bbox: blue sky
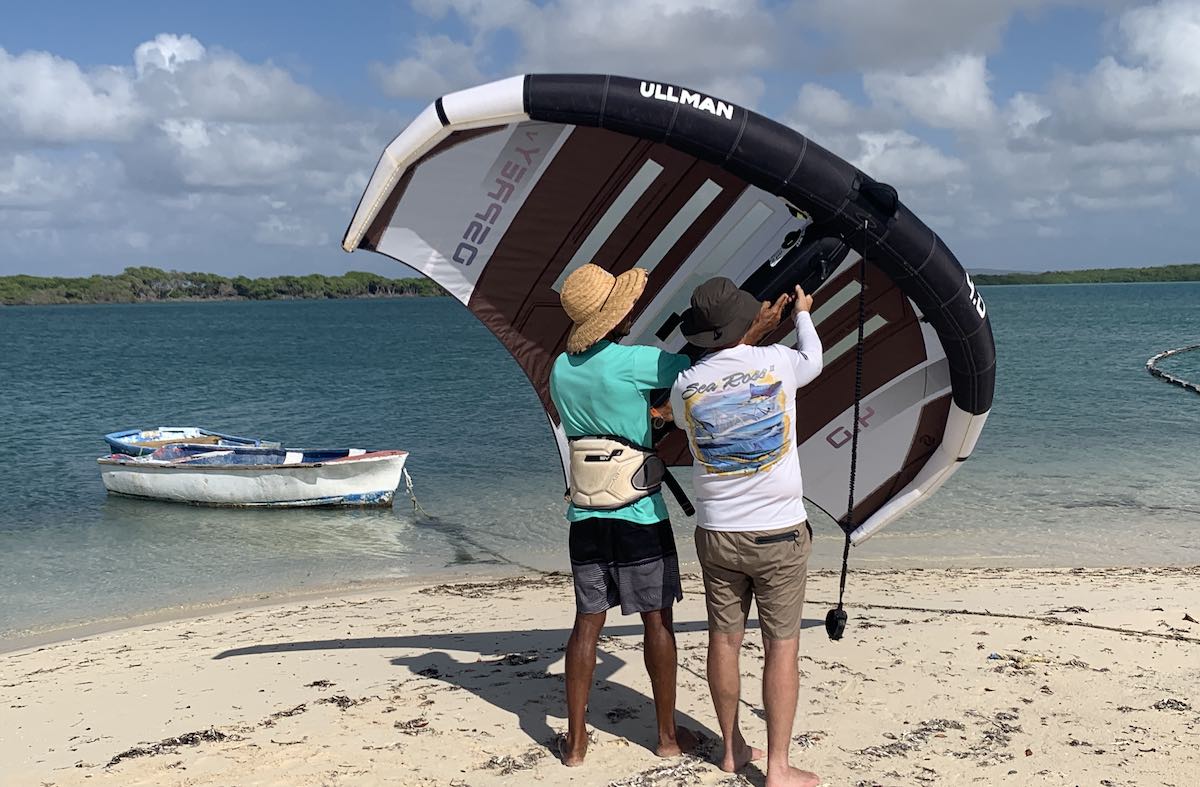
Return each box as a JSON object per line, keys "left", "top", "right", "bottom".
{"left": 2, "top": 0, "right": 1198, "bottom": 277}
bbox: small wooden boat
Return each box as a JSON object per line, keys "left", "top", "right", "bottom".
{"left": 104, "top": 427, "right": 279, "bottom": 457}
{"left": 98, "top": 445, "right": 408, "bottom": 507}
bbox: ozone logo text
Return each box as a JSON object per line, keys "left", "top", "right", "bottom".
{"left": 965, "top": 272, "right": 987, "bottom": 320}
{"left": 453, "top": 127, "right": 547, "bottom": 267}
{"left": 824, "top": 406, "right": 876, "bottom": 448}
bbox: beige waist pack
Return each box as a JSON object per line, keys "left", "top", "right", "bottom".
{"left": 567, "top": 435, "right": 666, "bottom": 510}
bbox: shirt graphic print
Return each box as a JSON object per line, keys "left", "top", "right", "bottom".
{"left": 683, "top": 371, "right": 791, "bottom": 476}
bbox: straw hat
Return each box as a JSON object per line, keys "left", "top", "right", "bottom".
{"left": 560, "top": 264, "right": 648, "bottom": 354}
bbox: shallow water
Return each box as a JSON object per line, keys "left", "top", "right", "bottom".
{"left": 0, "top": 283, "right": 1197, "bottom": 637}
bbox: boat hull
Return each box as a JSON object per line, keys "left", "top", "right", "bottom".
{"left": 98, "top": 451, "right": 407, "bottom": 508}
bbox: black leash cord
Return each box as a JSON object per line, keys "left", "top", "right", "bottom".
{"left": 827, "top": 219, "right": 869, "bottom": 641}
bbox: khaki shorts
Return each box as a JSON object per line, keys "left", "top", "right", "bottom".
{"left": 694, "top": 523, "right": 812, "bottom": 641}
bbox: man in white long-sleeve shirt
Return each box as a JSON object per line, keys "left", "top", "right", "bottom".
{"left": 669, "top": 277, "right": 823, "bottom": 787}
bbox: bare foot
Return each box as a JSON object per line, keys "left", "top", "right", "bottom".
{"left": 719, "top": 735, "right": 765, "bottom": 773}
{"left": 765, "top": 765, "right": 821, "bottom": 787}
{"left": 655, "top": 725, "right": 700, "bottom": 758}
{"left": 559, "top": 732, "right": 588, "bottom": 767}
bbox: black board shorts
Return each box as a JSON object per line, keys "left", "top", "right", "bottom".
{"left": 568, "top": 518, "right": 683, "bottom": 615}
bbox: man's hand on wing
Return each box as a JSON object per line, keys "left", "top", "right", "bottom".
{"left": 794, "top": 286, "right": 814, "bottom": 313}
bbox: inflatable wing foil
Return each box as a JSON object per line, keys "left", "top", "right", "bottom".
{"left": 343, "top": 74, "right": 996, "bottom": 545}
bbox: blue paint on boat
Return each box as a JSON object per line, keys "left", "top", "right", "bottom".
{"left": 104, "top": 488, "right": 397, "bottom": 508}
{"left": 104, "top": 427, "right": 279, "bottom": 456}
{"left": 143, "top": 445, "right": 370, "bottom": 466}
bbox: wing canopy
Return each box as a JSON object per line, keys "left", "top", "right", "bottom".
{"left": 344, "top": 74, "right": 996, "bottom": 544}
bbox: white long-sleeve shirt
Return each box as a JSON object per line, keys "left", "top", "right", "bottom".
{"left": 669, "top": 311, "right": 823, "bottom": 531}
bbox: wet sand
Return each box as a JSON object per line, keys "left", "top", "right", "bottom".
{"left": 3, "top": 566, "right": 1198, "bottom": 786}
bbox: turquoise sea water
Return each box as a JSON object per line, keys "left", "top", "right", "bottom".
{"left": 1, "top": 283, "right": 1197, "bottom": 638}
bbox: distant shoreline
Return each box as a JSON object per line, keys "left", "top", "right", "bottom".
{"left": 4, "top": 264, "right": 1198, "bottom": 306}
{"left": 0, "top": 292, "right": 450, "bottom": 308}
{"left": 972, "top": 263, "right": 1200, "bottom": 285}
{"left": 0, "top": 266, "right": 447, "bottom": 306}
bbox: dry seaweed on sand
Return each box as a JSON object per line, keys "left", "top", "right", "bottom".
{"left": 606, "top": 755, "right": 712, "bottom": 786}
{"left": 986, "top": 651, "right": 1050, "bottom": 673}
{"left": 855, "top": 718, "right": 965, "bottom": 758}
{"left": 1151, "top": 698, "right": 1190, "bottom": 711}
{"left": 395, "top": 717, "right": 430, "bottom": 734}
{"left": 487, "top": 651, "right": 539, "bottom": 666}
{"left": 260, "top": 703, "right": 307, "bottom": 728}
{"left": 606, "top": 705, "right": 639, "bottom": 722}
{"left": 419, "top": 573, "right": 570, "bottom": 598}
{"left": 318, "top": 694, "right": 366, "bottom": 709}
{"left": 793, "top": 730, "right": 826, "bottom": 748}
{"left": 951, "top": 708, "right": 1023, "bottom": 766}
{"left": 106, "top": 728, "right": 232, "bottom": 767}
{"left": 483, "top": 746, "right": 547, "bottom": 774}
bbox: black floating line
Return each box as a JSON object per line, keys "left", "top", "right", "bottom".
{"left": 1145, "top": 344, "right": 1200, "bottom": 396}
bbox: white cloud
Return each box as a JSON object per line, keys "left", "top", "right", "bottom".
{"left": 0, "top": 33, "right": 323, "bottom": 149}
{"left": 134, "top": 33, "right": 206, "bottom": 77}
{"left": 518, "top": 0, "right": 778, "bottom": 76}
{"left": 401, "top": 0, "right": 778, "bottom": 100}
{"left": 0, "top": 153, "right": 75, "bottom": 207}
{"left": 1070, "top": 191, "right": 1174, "bottom": 211}
{"left": 694, "top": 75, "right": 766, "bottom": 109}
{"left": 148, "top": 119, "right": 305, "bottom": 189}
{"left": 864, "top": 54, "right": 997, "bottom": 131}
{"left": 254, "top": 213, "right": 331, "bottom": 247}
{"left": 0, "top": 151, "right": 121, "bottom": 213}
{"left": 0, "top": 48, "right": 143, "bottom": 142}
{"left": 799, "top": 0, "right": 1128, "bottom": 70}
{"left": 137, "top": 48, "right": 325, "bottom": 122}
{"left": 854, "top": 130, "right": 968, "bottom": 187}
{"left": 370, "top": 35, "right": 485, "bottom": 99}
{"left": 794, "top": 83, "right": 858, "bottom": 130}
{"left": 1043, "top": 0, "right": 1200, "bottom": 140}
{"left": 801, "top": 0, "right": 1026, "bottom": 69}
{"left": 412, "top": 0, "right": 531, "bottom": 31}
{"left": 1005, "top": 92, "right": 1051, "bottom": 138}
{"left": 1013, "top": 195, "right": 1065, "bottom": 220}
{"left": 0, "top": 32, "right": 397, "bottom": 275}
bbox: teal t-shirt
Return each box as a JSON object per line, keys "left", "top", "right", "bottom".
{"left": 549, "top": 341, "right": 691, "bottom": 524}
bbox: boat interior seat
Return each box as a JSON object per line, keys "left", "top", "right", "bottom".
{"left": 143, "top": 435, "right": 220, "bottom": 448}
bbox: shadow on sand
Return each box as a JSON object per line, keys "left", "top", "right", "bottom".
{"left": 215, "top": 617, "right": 822, "bottom": 761}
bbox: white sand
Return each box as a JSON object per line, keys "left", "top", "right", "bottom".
{"left": 3, "top": 566, "right": 1198, "bottom": 786}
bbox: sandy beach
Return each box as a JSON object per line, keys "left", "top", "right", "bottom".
{"left": 3, "top": 565, "right": 1198, "bottom": 786}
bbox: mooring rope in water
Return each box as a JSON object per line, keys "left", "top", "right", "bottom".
{"left": 1146, "top": 344, "right": 1200, "bottom": 395}
{"left": 402, "top": 467, "right": 434, "bottom": 519}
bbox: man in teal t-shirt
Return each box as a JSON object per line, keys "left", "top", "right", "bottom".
{"left": 549, "top": 263, "right": 695, "bottom": 767}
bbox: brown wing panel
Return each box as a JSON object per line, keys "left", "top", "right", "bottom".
{"left": 467, "top": 126, "right": 747, "bottom": 419}
{"left": 839, "top": 394, "right": 952, "bottom": 527}
{"left": 791, "top": 263, "right": 928, "bottom": 445}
